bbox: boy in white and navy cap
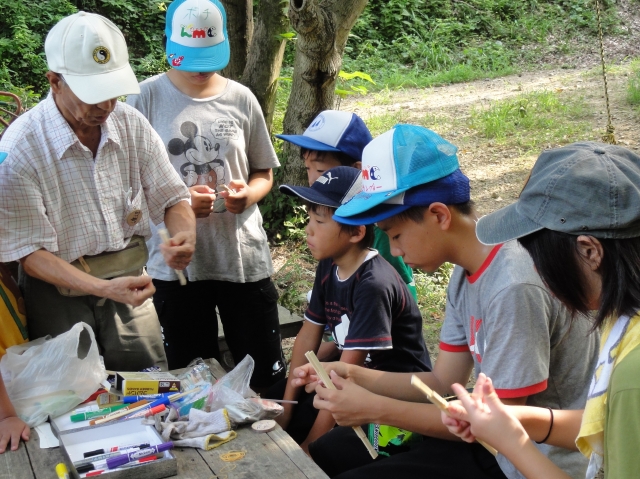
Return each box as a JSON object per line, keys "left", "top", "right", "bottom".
{"left": 291, "top": 125, "right": 597, "bottom": 479}
{"left": 278, "top": 111, "right": 419, "bottom": 302}
{"left": 267, "top": 166, "right": 432, "bottom": 455}
{"left": 126, "top": 0, "right": 285, "bottom": 391}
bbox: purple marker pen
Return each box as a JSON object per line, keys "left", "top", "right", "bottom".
{"left": 106, "top": 442, "right": 173, "bottom": 469}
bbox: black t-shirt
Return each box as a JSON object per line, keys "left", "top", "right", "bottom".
{"left": 305, "top": 251, "right": 432, "bottom": 373}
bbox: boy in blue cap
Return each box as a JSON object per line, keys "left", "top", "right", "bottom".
{"left": 127, "top": 0, "right": 285, "bottom": 390}
{"left": 271, "top": 166, "right": 431, "bottom": 454}
{"left": 291, "top": 125, "right": 597, "bottom": 479}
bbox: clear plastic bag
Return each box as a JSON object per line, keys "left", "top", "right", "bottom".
{"left": 0, "top": 322, "right": 108, "bottom": 427}
{"left": 206, "top": 355, "right": 282, "bottom": 426}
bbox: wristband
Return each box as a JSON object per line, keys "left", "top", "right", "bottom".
{"left": 535, "top": 407, "right": 554, "bottom": 444}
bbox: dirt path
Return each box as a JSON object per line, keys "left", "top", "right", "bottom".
{"left": 340, "top": 65, "right": 639, "bottom": 216}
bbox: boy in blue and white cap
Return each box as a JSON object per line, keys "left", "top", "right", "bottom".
{"left": 277, "top": 111, "right": 418, "bottom": 303}
{"left": 270, "top": 166, "right": 431, "bottom": 454}
{"left": 291, "top": 125, "right": 597, "bottom": 479}
{"left": 127, "top": 0, "right": 285, "bottom": 391}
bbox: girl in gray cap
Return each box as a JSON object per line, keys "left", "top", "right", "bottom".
{"left": 443, "top": 142, "right": 640, "bottom": 479}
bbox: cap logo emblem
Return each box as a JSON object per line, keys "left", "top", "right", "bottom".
{"left": 308, "top": 115, "right": 325, "bottom": 132}
{"left": 92, "top": 46, "right": 110, "bottom": 64}
{"left": 317, "top": 172, "right": 338, "bottom": 184}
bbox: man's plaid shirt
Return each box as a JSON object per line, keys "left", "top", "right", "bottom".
{"left": 0, "top": 94, "right": 190, "bottom": 263}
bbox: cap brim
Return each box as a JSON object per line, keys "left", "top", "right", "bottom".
{"left": 275, "top": 134, "right": 341, "bottom": 152}
{"left": 63, "top": 64, "right": 140, "bottom": 104}
{"left": 334, "top": 204, "right": 411, "bottom": 225}
{"left": 476, "top": 201, "right": 545, "bottom": 245}
{"left": 334, "top": 187, "right": 411, "bottom": 217}
{"left": 279, "top": 184, "right": 341, "bottom": 209}
{"left": 165, "top": 39, "right": 230, "bottom": 72}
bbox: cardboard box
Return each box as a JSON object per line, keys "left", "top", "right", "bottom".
{"left": 57, "top": 417, "right": 177, "bottom": 479}
{"left": 116, "top": 372, "right": 180, "bottom": 396}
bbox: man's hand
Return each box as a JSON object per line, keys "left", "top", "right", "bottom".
{"left": 291, "top": 361, "right": 352, "bottom": 393}
{"left": 313, "top": 371, "right": 377, "bottom": 426}
{"left": 0, "top": 416, "right": 29, "bottom": 453}
{"left": 189, "top": 185, "right": 216, "bottom": 218}
{"left": 159, "top": 231, "right": 195, "bottom": 270}
{"left": 103, "top": 275, "right": 155, "bottom": 306}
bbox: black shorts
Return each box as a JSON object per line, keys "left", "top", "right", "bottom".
{"left": 152, "top": 277, "right": 286, "bottom": 388}
{"left": 309, "top": 427, "right": 506, "bottom": 479}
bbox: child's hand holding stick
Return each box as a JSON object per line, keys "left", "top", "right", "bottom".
{"left": 410, "top": 375, "right": 498, "bottom": 456}
{"left": 305, "top": 351, "right": 378, "bottom": 459}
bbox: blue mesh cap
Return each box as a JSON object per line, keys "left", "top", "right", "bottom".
{"left": 335, "top": 125, "right": 460, "bottom": 217}
{"left": 279, "top": 166, "right": 363, "bottom": 209}
{"left": 334, "top": 169, "right": 470, "bottom": 225}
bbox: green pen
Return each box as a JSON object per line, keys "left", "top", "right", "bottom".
{"left": 70, "top": 404, "right": 127, "bottom": 422}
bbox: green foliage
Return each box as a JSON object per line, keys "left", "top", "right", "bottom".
{"left": 415, "top": 263, "right": 454, "bottom": 353}
{"left": 469, "top": 90, "right": 593, "bottom": 150}
{"left": 0, "top": 0, "right": 76, "bottom": 96}
{"left": 335, "top": 70, "right": 376, "bottom": 99}
{"left": 627, "top": 60, "right": 640, "bottom": 110}
{"left": 337, "top": 0, "right": 620, "bottom": 91}
{"left": 0, "top": 0, "right": 168, "bottom": 100}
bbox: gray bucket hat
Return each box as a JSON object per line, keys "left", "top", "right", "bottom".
{"left": 476, "top": 141, "right": 640, "bottom": 245}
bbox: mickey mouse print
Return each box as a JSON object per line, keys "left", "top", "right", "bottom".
{"left": 167, "top": 118, "right": 239, "bottom": 193}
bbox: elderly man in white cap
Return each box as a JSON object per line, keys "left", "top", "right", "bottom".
{"left": 0, "top": 12, "right": 196, "bottom": 371}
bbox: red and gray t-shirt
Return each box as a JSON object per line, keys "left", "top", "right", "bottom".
{"left": 440, "top": 240, "right": 598, "bottom": 479}
{"left": 305, "top": 251, "right": 431, "bottom": 373}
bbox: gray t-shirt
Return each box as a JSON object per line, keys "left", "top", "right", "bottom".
{"left": 441, "top": 240, "right": 598, "bottom": 479}
{"left": 126, "top": 75, "right": 279, "bottom": 282}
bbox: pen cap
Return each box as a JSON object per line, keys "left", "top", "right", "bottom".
{"left": 55, "top": 463, "right": 70, "bottom": 478}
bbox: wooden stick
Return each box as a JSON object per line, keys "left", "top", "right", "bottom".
{"left": 304, "top": 351, "right": 378, "bottom": 459}
{"left": 410, "top": 375, "right": 498, "bottom": 456}
{"left": 168, "top": 386, "right": 202, "bottom": 403}
{"left": 157, "top": 229, "right": 187, "bottom": 286}
{"left": 92, "top": 400, "right": 151, "bottom": 425}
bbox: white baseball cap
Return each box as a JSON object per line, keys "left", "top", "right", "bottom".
{"left": 45, "top": 12, "right": 140, "bottom": 104}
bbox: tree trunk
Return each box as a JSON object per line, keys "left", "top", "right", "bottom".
{"left": 280, "top": 0, "right": 368, "bottom": 186}
{"left": 219, "top": 0, "right": 253, "bottom": 81}
{"left": 240, "top": 0, "right": 289, "bottom": 133}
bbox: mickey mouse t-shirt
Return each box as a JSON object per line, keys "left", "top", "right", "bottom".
{"left": 127, "top": 74, "right": 279, "bottom": 282}
{"left": 305, "top": 250, "right": 431, "bottom": 373}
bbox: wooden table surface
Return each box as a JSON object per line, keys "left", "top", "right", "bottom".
{"left": 1, "top": 359, "right": 328, "bottom": 479}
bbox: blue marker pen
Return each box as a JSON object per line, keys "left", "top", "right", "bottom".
{"left": 122, "top": 393, "right": 173, "bottom": 404}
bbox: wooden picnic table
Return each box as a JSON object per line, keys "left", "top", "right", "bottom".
{"left": 2, "top": 358, "right": 328, "bottom": 479}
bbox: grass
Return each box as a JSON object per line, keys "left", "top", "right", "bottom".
{"left": 627, "top": 60, "right": 640, "bottom": 110}
{"left": 415, "top": 263, "right": 454, "bottom": 355}
{"left": 469, "top": 90, "right": 593, "bottom": 150}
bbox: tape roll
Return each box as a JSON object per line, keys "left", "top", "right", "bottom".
{"left": 251, "top": 420, "right": 276, "bottom": 433}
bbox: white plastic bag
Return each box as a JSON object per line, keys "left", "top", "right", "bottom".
{"left": 0, "top": 322, "right": 108, "bottom": 427}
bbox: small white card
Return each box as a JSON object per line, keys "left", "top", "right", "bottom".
{"left": 334, "top": 314, "right": 351, "bottom": 349}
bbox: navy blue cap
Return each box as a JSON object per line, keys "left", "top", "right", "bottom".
{"left": 279, "top": 166, "right": 363, "bottom": 209}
